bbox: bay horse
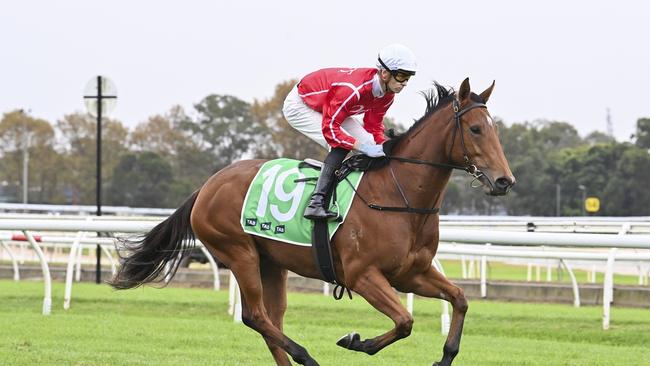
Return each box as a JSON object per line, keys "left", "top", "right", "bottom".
{"left": 110, "top": 78, "right": 515, "bottom": 366}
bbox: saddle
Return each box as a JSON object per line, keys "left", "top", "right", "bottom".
{"left": 300, "top": 153, "right": 389, "bottom": 180}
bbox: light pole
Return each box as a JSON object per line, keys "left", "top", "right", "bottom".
{"left": 19, "top": 109, "right": 32, "bottom": 205}
{"left": 83, "top": 76, "right": 117, "bottom": 284}
{"left": 22, "top": 131, "right": 31, "bottom": 204}
{"left": 555, "top": 184, "right": 561, "bottom": 217}
{"left": 578, "top": 185, "right": 586, "bottom": 216}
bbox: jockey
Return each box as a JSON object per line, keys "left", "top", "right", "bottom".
{"left": 282, "top": 44, "right": 418, "bottom": 220}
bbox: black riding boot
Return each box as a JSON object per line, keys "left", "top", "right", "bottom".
{"left": 304, "top": 163, "right": 339, "bottom": 220}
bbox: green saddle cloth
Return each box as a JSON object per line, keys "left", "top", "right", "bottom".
{"left": 240, "top": 158, "right": 364, "bottom": 246}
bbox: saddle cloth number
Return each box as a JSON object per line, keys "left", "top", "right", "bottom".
{"left": 256, "top": 164, "right": 307, "bottom": 222}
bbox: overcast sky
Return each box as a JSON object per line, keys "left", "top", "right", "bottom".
{"left": 1, "top": 0, "right": 647, "bottom": 141}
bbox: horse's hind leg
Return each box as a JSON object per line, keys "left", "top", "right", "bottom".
{"left": 260, "top": 259, "right": 291, "bottom": 366}
{"left": 223, "top": 247, "right": 318, "bottom": 366}
{"left": 337, "top": 268, "right": 414, "bottom": 355}
{"left": 408, "top": 266, "right": 468, "bottom": 366}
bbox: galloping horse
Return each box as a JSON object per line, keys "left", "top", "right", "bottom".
{"left": 110, "top": 78, "right": 515, "bottom": 366}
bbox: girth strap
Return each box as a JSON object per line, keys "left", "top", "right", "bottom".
{"left": 366, "top": 203, "right": 439, "bottom": 214}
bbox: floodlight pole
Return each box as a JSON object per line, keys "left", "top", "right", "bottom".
{"left": 578, "top": 185, "right": 587, "bottom": 217}
{"left": 96, "top": 76, "right": 102, "bottom": 218}
{"left": 83, "top": 75, "right": 117, "bottom": 284}
{"left": 95, "top": 76, "right": 103, "bottom": 285}
{"left": 22, "top": 133, "right": 29, "bottom": 204}
{"left": 555, "top": 184, "right": 561, "bottom": 217}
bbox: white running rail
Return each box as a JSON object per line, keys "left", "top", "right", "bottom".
{"left": 1, "top": 216, "right": 649, "bottom": 331}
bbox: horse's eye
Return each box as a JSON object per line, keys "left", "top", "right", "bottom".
{"left": 470, "top": 125, "right": 481, "bottom": 134}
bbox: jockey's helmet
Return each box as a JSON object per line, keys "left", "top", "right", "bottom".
{"left": 377, "top": 44, "right": 418, "bottom": 76}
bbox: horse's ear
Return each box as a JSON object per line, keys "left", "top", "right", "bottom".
{"left": 458, "top": 77, "right": 471, "bottom": 101}
{"left": 479, "top": 80, "right": 496, "bottom": 103}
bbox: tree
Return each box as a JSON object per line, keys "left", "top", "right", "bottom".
{"left": 440, "top": 178, "right": 462, "bottom": 214}
{"left": 533, "top": 120, "right": 582, "bottom": 151}
{"left": 602, "top": 146, "right": 650, "bottom": 215}
{"left": 129, "top": 106, "right": 214, "bottom": 206}
{"left": 251, "top": 80, "right": 327, "bottom": 161}
{"left": 634, "top": 117, "right": 650, "bottom": 149}
{"left": 0, "top": 110, "right": 62, "bottom": 203}
{"left": 485, "top": 119, "right": 599, "bottom": 215}
{"left": 185, "top": 94, "right": 264, "bottom": 171}
{"left": 106, "top": 152, "right": 173, "bottom": 207}
{"left": 56, "top": 113, "right": 129, "bottom": 204}
{"left": 584, "top": 131, "right": 615, "bottom": 146}
{"left": 557, "top": 143, "right": 632, "bottom": 215}
{"left": 130, "top": 114, "right": 186, "bottom": 155}
{"left": 492, "top": 120, "right": 555, "bottom": 215}
{"left": 440, "top": 174, "right": 506, "bottom": 215}
{"left": 382, "top": 116, "right": 404, "bottom": 135}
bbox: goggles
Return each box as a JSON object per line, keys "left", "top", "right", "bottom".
{"left": 377, "top": 56, "right": 416, "bottom": 83}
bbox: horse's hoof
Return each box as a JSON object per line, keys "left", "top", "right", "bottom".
{"left": 336, "top": 332, "right": 360, "bottom": 349}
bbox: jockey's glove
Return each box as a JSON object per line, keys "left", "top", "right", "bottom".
{"left": 357, "top": 142, "right": 386, "bottom": 157}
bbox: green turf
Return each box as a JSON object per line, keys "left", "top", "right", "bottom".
{"left": 1, "top": 280, "right": 649, "bottom": 366}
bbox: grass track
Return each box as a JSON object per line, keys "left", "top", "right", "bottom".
{"left": 1, "top": 280, "right": 649, "bottom": 365}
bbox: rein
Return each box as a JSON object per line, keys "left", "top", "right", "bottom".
{"left": 349, "top": 99, "right": 488, "bottom": 215}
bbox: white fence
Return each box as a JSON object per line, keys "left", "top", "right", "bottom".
{"left": 0, "top": 217, "right": 222, "bottom": 315}
{"left": 0, "top": 203, "right": 174, "bottom": 216}
{"left": 440, "top": 220, "right": 650, "bottom": 234}
{"left": 1, "top": 215, "right": 649, "bottom": 332}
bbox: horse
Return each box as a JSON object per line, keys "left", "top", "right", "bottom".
{"left": 110, "top": 78, "right": 515, "bottom": 366}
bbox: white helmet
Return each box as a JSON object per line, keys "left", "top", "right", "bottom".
{"left": 377, "top": 44, "right": 418, "bottom": 75}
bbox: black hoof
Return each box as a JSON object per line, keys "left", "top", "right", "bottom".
{"left": 336, "top": 332, "right": 360, "bottom": 349}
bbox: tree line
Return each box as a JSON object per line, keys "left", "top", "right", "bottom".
{"left": 446, "top": 118, "right": 649, "bottom": 216}
{"left": 1, "top": 80, "right": 648, "bottom": 216}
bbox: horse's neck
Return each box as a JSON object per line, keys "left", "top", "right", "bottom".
{"left": 389, "top": 113, "right": 455, "bottom": 213}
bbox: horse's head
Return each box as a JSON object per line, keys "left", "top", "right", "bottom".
{"left": 447, "top": 78, "right": 515, "bottom": 196}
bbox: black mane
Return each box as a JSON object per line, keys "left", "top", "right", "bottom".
{"left": 383, "top": 81, "right": 456, "bottom": 151}
{"left": 383, "top": 81, "right": 486, "bottom": 152}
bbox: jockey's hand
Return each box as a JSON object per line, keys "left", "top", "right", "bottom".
{"left": 357, "top": 142, "right": 386, "bottom": 157}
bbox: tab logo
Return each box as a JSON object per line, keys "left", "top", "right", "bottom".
{"left": 245, "top": 218, "right": 257, "bottom": 226}
{"left": 274, "top": 225, "right": 286, "bottom": 234}
{"left": 260, "top": 222, "right": 272, "bottom": 231}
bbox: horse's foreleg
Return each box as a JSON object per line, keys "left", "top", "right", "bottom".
{"left": 337, "top": 269, "right": 413, "bottom": 355}
{"left": 260, "top": 260, "right": 291, "bottom": 366}
{"left": 223, "top": 252, "right": 319, "bottom": 366}
{"left": 408, "top": 266, "right": 468, "bottom": 366}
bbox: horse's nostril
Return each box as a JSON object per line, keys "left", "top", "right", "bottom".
{"left": 495, "top": 177, "right": 512, "bottom": 190}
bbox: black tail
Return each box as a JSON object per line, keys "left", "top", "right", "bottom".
{"left": 109, "top": 191, "right": 199, "bottom": 290}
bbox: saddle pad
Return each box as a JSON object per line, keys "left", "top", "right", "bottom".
{"left": 240, "top": 158, "right": 364, "bottom": 246}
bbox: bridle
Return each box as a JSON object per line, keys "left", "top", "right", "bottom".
{"left": 347, "top": 98, "right": 489, "bottom": 215}
{"left": 388, "top": 98, "right": 487, "bottom": 180}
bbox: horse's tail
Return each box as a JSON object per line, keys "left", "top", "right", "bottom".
{"left": 109, "top": 191, "right": 199, "bottom": 290}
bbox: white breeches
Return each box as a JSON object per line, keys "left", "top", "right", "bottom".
{"left": 282, "top": 85, "right": 374, "bottom": 150}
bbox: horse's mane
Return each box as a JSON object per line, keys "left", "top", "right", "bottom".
{"left": 383, "top": 81, "right": 455, "bottom": 151}
{"left": 383, "top": 81, "right": 484, "bottom": 152}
